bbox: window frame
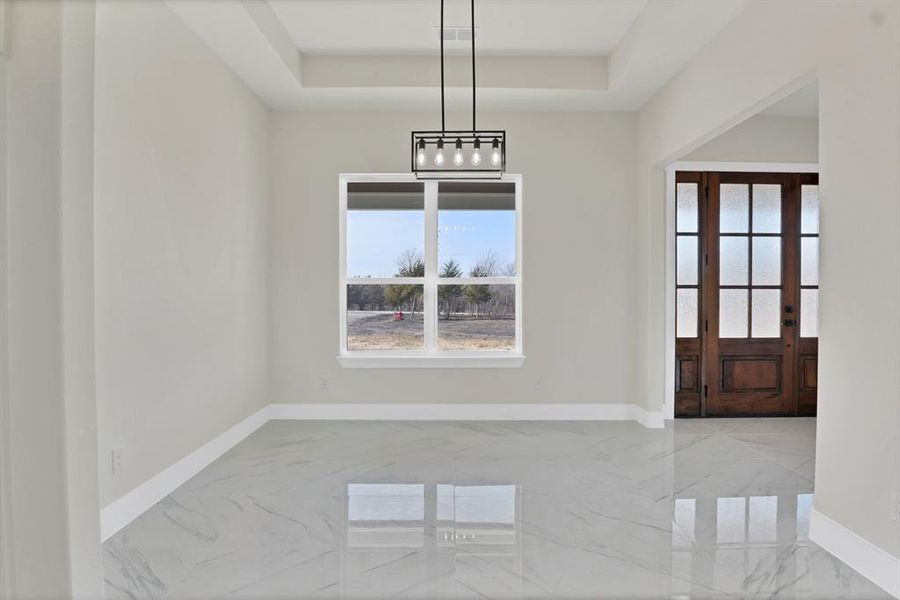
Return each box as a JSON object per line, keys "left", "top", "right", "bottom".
{"left": 338, "top": 173, "right": 524, "bottom": 368}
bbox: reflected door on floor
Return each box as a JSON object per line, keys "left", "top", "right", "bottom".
{"left": 675, "top": 172, "right": 819, "bottom": 417}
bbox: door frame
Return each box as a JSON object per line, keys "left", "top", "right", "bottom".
{"left": 664, "top": 161, "right": 819, "bottom": 420}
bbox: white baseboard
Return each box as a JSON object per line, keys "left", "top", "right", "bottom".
{"left": 268, "top": 402, "right": 660, "bottom": 423}
{"left": 99, "top": 405, "right": 271, "bottom": 542}
{"left": 635, "top": 406, "right": 666, "bottom": 429}
{"left": 809, "top": 507, "right": 900, "bottom": 598}
{"left": 100, "top": 402, "right": 665, "bottom": 541}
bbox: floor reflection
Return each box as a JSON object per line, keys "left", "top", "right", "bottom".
{"left": 671, "top": 493, "right": 818, "bottom": 598}
{"left": 103, "top": 420, "right": 889, "bottom": 599}
{"left": 343, "top": 483, "right": 520, "bottom": 597}
{"left": 345, "top": 483, "right": 518, "bottom": 550}
{"left": 342, "top": 483, "right": 834, "bottom": 599}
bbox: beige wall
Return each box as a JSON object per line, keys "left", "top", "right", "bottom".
{"left": 270, "top": 111, "right": 637, "bottom": 407}
{"left": 815, "top": 1, "right": 900, "bottom": 562}
{"left": 684, "top": 115, "right": 818, "bottom": 163}
{"left": 636, "top": 0, "right": 899, "bottom": 559}
{"left": 1, "top": 0, "right": 103, "bottom": 596}
{"left": 94, "top": 0, "right": 270, "bottom": 507}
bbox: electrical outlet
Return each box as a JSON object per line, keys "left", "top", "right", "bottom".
{"left": 534, "top": 380, "right": 543, "bottom": 391}
{"left": 318, "top": 377, "right": 328, "bottom": 391}
{"left": 111, "top": 446, "right": 124, "bottom": 474}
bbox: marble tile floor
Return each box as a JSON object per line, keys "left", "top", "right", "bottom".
{"left": 103, "top": 418, "right": 890, "bottom": 599}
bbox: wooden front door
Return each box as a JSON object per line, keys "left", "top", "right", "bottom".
{"left": 675, "top": 171, "right": 819, "bottom": 417}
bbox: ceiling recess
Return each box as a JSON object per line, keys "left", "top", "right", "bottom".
{"left": 439, "top": 26, "right": 477, "bottom": 41}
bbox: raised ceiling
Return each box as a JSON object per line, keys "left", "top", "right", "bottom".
{"left": 166, "top": 0, "right": 751, "bottom": 111}
{"left": 268, "top": 0, "right": 648, "bottom": 56}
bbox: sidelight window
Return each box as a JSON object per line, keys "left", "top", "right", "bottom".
{"left": 799, "top": 185, "right": 819, "bottom": 338}
{"left": 676, "top": 182, "right": 701, "bottom": 338}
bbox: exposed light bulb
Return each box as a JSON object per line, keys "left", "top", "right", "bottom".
{"left": 416, "top": 141, "right": 426, "bottom": 167}
{"left": 434, "top": 140, "right": 445, "bottom": 166}
{"left": 491, "top": 138, "right": 501, "bottom": 166}
{"left": 471, "top": 139, "right": 482, "bottom": 166}
{"left": 453, "top": 139, "right": 464, "bottom": 166}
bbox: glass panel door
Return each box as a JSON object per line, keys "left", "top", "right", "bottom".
{"left": 675, "top": 171, "right": 818, "bottom": 418}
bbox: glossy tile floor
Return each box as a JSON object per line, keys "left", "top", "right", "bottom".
{"left": 104, "top": 418, "right": 890, "bottom": 599}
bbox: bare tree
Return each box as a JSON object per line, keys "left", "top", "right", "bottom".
{"left": 395, "top": 249, "right": 425, "bottom": 277}
{"left": 472, "top": 250, "right": 501, "bottom": 277}
{"left": 389, "top": 249, "right": 424, "bottom": 313}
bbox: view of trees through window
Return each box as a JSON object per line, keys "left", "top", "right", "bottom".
{"left": 346, "top": 249, "right": 515, "bottom": 351}
{"left": 344, "top": 179, "right": 518, "bottom": 353}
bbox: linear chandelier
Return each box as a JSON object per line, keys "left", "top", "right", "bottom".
{"left": 411, "top": 0, "right": 506, "bottom": 179}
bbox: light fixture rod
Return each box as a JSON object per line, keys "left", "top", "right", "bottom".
{"left": 471, "top": 0, "right": 476, "bottom": 131}
{"left": 412, "top": 0, "right": 504, "bottom": 177}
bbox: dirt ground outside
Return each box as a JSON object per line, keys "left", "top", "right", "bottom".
{"left": 346, "top": 311, "right": 515, "bottom": 351}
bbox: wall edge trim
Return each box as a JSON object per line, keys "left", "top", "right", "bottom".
{"left": 809, "top": 507, "right": 900, "bottom": 598}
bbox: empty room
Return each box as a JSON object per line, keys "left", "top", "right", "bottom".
{"left": 0, "top": 0, "right": 898, "bottom": 598}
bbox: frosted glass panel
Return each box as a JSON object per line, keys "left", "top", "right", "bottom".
{"left": 801, "top": 289, "right": 819, "bottom": 338}
{"left": 720, "top": 184, "right": 749, "bottom": 233}
{"left": 801, "top": 185, "right": 819, "bottom": 234}
{"left": 720, "top": 289, "right": 748, "bottom": 338}
{"left": 751, "top": 289, "right": 781, "bottom": 338}
{"left": 677, "top": 183, "right": 699, "bottom": 233}
{"left": 752, "top": 185, "right": 781, "bottom": 233}
{"left": 677, "top": 289, "right": 698, "bottom": 338}
{"left": 720, "top": 237, "right": 749, "bottom": 285}
{"left": 801, "top": 238, "right": 819, "bottom": 285}
{"left": 677, "top": 236, "right": 699, "bottom": 285}
{"left": 752, "top": 237, "right": 781, "bottom": 285}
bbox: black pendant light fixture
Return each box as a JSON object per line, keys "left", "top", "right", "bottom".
{"left": 411, "top": 0, "right": 506, "bottom": 179}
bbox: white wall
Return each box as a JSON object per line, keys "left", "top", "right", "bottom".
{"left": 684, "top": 115, "right": 818, "bottom": 163}
{"left": 94, "top": 0, "right": 270, "bottom": 507}
{"left": 270, "top": 111, "right": 637, "bottom": 408}
{"left": 636, "top": 0, "right": 899, "bottom": 562}
{"left": 1, "top": 0, "right": 103, "bottom": 596}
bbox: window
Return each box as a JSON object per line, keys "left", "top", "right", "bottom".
{"left": 718, "top": 182, "right": 784, "bottom": 338}
{"left": 799, "top": 185, "right": 819, "bottom": 338}
{"left": 339, "top": 175, "right": 523, "bottom": 367}
{"left": 676, "top": 181, "right": 700, "bottom": 338}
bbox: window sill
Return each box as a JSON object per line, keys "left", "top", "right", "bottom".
{"left": 337, "top": 354, "right": 526, "bottom": 369}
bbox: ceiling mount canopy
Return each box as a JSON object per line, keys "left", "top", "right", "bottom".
{"left": 411, "top": 0, "right": 506, "bottom": 179}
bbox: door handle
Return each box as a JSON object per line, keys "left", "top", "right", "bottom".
{"left": 783, "top": 319, "right": 796, "bottom": 327}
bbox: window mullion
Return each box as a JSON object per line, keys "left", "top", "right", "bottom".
{"left": 424, "top": 181, "right": 439, "bottom": 352}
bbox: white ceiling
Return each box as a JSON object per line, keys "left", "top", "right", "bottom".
{"left": 268, "top": 0, "right": 648, "bottom": 56}
{"left": 760, "top": 82, "right": 819, "bottom": 118}
{"left": 166, "top": 0, "right": 752, "bottom": 111}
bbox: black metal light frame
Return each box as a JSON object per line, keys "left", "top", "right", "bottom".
{"left": 411, "top": 0, "right": 506, "bottom": 179}
{"left": 411, "top": 130, "right": 506, "bottom": 179}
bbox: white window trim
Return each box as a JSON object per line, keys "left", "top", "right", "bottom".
{"left": 338, "top": 173, "right": 524, "bottom": 368}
